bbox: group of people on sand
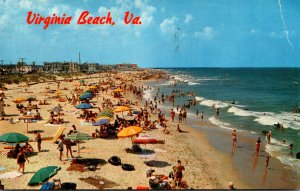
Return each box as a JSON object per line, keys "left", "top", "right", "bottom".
{"left": 148, "top": 160, "right": 186, "bottom": 189}
{"left": 46, "top": 110, "right": 64, "bottom": 124}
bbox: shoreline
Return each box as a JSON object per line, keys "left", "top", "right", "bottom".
{"left": 145, "top": 78, "right": 300, "bottom": 189}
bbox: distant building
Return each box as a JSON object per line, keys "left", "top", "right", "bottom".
{"left": 116, "top": 64, "right": 138, "bottom": 70}
{"left": 43, "top": 62, "right": 79, "bottom": 73}
{"left": 16, "top": 64, "right": 32, "bottom": 74}
{"left": 79, "top": 63, "right": 98, "bottom": 73}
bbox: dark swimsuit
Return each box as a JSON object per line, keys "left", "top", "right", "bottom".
{"left": 17, "top": 154, "right": 26, "bottom": 164}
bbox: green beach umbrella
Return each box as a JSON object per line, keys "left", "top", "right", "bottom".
{"left": 0, "top": 132, "right": 29, "bottom": 143}
{"left": 28, "top": 166, "right": 61, "bottom": 186}
{"left": 65, "top": 132, "right": 92, "bottom": 157}
{"left": 99, "top": 109, "right": 114, "bottom": 118}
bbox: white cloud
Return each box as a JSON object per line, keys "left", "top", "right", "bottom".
{"left": 160, "top": 16, "right": 178, "bottom": 35}
{"left": 184, "top": 14, "right": 193, "bottom": 24}
{"left": 194, "top": 26, "right": 215, "bottom": 40}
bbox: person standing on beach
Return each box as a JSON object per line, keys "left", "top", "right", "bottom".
{"left": 232, "top": 129, "right": 237, "bottom": 150}
{"left": 254, "top": 137, "right": 261, "bottom": 155}
{"left": 173, "top": 160, "right": 185, "bottom": 188}
{"left": 58, "top": 136, "right": 64, "bottom": 161}
{"left": 265, "top": 155, "right": 270, "bottom": 168}
{"left": 34, "top": 131, "right": 42, "bottom": 152}
{"left": 196, "top": 109, "right": 199, "bottom": 116}
{"left": 16, "top": 149, "right": 29, "bottom": 174}
{"left": 200, "top": 111, "right": 204, "bottom": 120}
{"left": 170, "top": 109, "right": 175, "bottom": 122}
{"left": 182, "top": 109, "right": 187, "bottom": 123}
{"left": 178, "top": 111, "right": 183, "bottom": 123}
{"left": 267, "top": 131, "right": 271, "bottom": 144}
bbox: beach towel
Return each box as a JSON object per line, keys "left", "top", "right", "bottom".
{"left": 52, "top": 126, "right": 66, "bottom": 143}
{"left": 139, "top": 153, "right": 156, "bottom": 159}
{"left": 0, "top": 171, "right": 23, "bottom": 180}
{"left": 0, "top": 167, "right": 6, "bottom": 171}
{"left": 44, "top": 124, "right": 62, "bottom": 127}
{"left": 80, "top": 121, "right": 92, "bottom": 126}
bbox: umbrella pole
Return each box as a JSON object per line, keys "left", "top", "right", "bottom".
{"left": 27, "top": 120, "right": 29, "bottom": 133}
{"left": 78, "top": 142, "right": 80, "bottom": 157}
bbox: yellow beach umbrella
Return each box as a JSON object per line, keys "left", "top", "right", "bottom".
{"left": 13, "top": 97, "right": 27, "bottom": 103}
{"left": 114, "top": 106, "right": 130, "bottom": 113}
{"left": 88, "top": 86, "right": 97, "bottom": 89}
{"left": 96, "top": 116, "right": 113, "bottom": 121}
{"left": 117, "top": 126, "right": 143, "bottom": 138}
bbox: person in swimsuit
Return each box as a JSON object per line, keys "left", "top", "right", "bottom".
{"left": 17, "top": 149, "right": 29, "bottom": 174}
{"left": 170, "top": 109, "right": 175, "bottom": 122}
{"left": 267, "top": 131, "right": 271, "bottom": 144}
{"left": 34, "top": 131, "right": 42, "bottom": 152}
{"left": 254, "top": 137, "right": 261, "bottom": 155}
{"left": 232, "top": 129, "right": 237, "bottom": 150}
{"left": 58, "top": 136, "right": 64, "bottom": 161}
{"left": 174, "top": 160, "right": 185, "bottom": 188}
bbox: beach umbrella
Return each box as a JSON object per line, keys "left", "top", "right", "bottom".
{"left": 117, "top": 126, "right": 143, "bottom": 138}
{"left": 80, "top": 93, "right": 93, "bottom": 99}
{"left": 75, "top": 103, "right": 93, "bottom": 109}
{"left": 88, "top": 86, "right": 97, "bottom": 89}
{"left": 96, "top": 116, "right": 112, "bottom": 121}
{"left": 132, "top": 135, "right": 158, "bottom": 144}
{"left": 27, "top": 97, "right": 37, "bottom": 101}
{"left": 65, "top": 131, "right": 92, "bottom": 156}
{"left": 99, "top": 109, "right": 114, "bottom": 118}
{"left": 92, "top": 118, "right": 110, "bottom": 126}
{"left": 114, "top": 106, "right": 131, "bottom": 118}
{"left": 13, "top": 97, "right": 27, "bottom": 103}
{"left": 0, "top": 132, "right": 29, "bottom": 143}
{"left": 19, "top": 115, "right": 36, "bottom": 133}
{"left": 132, "top": 135, "right": 159, "bottom": 159}
{"left": 51, "top": 106, "right": 63, "bottom": 113}
{"left": 28, "top": 166, "right": 61, "bottom": 186}
{"left": 114, "top": 106, "right": 130, "bottom": 113}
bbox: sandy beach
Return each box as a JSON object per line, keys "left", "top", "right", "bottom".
{"left": 1, "top": 70, "right": 299, "bottom": 189}
{"left": 0, "top": 71, "right": 226, "bottom": 189}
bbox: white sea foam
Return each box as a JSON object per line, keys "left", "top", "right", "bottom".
{"left": 265, "top": 138, "right": 300, "bottom": 171}
{"left": 200, "top": 99, "right": 229, "bottom": 108}
{"left": 228, "top": 106, "right": 300, "bottom": 130}
{"left": 143, "top": 89, "right": 153, "bottom": 101}
{"left": 227, "top": 106, "right": 258, "bottom": 117}
{"left": 195, "top": 96, "right": 205, "bottom": 101}
{"left": 188, "top": 82, "right": 200, "bottom": 86}
{"left": 208, "top": 116, "right": 233, "bottom": 131}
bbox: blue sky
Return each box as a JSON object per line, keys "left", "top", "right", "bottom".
{"left": 0, "top": 0, "right": 299, "bottom": 68}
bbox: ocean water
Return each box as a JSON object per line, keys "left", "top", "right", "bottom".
{"left": 146, "top": 68, "right": 300, "bottom": 172}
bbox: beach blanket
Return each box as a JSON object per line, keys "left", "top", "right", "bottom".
{"left": 44, "top": 124, "right": 62, "bottom": 127}
{"left": 80, "top": 121, "right": 92, "bottom": 126}
{"left": 0, "top": 167, "right": 6, "bottom": 171}
{"left": 52, "top": 126, "right": 66, "bottom": 143}
{"left": 0, "top": 171, "right": 23, "bottom": 180}
{"left": 79, "top": 176, "right": 118, "bottom": 189}
{"left": 139, "top": 153, "right": 156, "bottom": 159}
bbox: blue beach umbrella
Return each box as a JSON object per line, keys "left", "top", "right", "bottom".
{"left": 80, "top": 93, "right": 93, "bottom": 99}
{"left": 75, "top": 103, "right": 93, "bottom": 109}
{"left": 92, "top": 118, "right": 110, "bottom": 126}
